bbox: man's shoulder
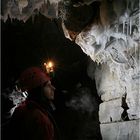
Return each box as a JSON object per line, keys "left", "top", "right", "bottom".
{"left": 13, "top": 100, "right": 50, "bottom": 123}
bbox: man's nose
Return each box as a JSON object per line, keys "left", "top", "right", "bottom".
{"left": 51, "top": 85, "right": 56, "bottom": 90}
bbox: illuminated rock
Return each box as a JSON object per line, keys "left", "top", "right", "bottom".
{"left": 100, "top": 120, "right": 140, "bottom": 140}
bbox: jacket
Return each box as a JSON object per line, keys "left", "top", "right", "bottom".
{"left": 5, "top": 100, "right": 56, "bottom": 140}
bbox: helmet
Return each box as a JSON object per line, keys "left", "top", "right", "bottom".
{"left": 19, "top": 67, "right": 50, "bottom": 91}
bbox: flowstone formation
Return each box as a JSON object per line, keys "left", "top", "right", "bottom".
{"left": 61, "top": 1, "right": 140, "bottom": 139}
{"left": 1, "top": 0, "right": 61, "bottom": 21}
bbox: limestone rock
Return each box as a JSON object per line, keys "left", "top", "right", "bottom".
{"left": 94, "top": 64, "right": 125, "bottom": 101}
{"left": 126, "top": 75, "right": 140, "bottom": 120}
{"left": 99, "top": 98, "right": 123, "bottom": 123}
{"left": 100, "top": 119, "right": 140, "bottom": 140}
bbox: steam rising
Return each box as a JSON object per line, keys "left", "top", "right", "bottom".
{"left": 66, "top": 87, "right": 98, "bottom": 114}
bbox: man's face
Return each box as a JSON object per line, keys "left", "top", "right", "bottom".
{"left": 43, "top": 81, "right": 55, "bottom": 100}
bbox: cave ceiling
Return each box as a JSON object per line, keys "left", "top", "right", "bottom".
{"left": 1, "top": 0, "right": 140, "bottom": 66}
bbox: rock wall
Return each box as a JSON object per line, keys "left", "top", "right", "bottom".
{"left": 75, "top": 1, "right": 140, "bottom": 139}
{"left": 87, "top": 45, "right": 140, "bottom": 139}
{"left": 94, "top": 61, "right": 139, "bottom": 140}
{"left": 71, "top": 0, "right": 140, "bottom": 140}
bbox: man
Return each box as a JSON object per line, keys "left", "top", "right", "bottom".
{"left": 3, "top": 67, "right": 58, "bottom": 140}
